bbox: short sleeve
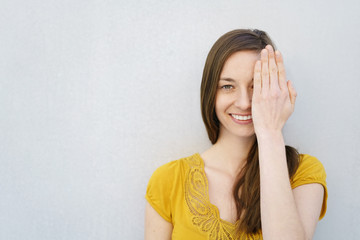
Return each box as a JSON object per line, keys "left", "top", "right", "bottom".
{"left": 145, "top": 160, "right": 178, "bottom": 223}
{"left": 291, "top": 154, "right": 328, "bottom": 220}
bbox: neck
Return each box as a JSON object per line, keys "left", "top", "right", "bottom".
{"left": 202, "top": 133, "right": 256, "bottom": 177}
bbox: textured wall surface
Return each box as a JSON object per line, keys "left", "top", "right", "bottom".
{"left": 1, "top": 0, "right": 359, "bottom": 239}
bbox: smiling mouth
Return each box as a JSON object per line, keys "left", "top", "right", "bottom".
{"left": 230, "top": 114, "right": 252, "bottom": 121}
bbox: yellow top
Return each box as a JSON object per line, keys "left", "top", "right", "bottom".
{"left": 145, "top": 153, "right": 328, "bottom": 240}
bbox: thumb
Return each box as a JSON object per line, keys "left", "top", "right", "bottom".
{"left": 287, "top": 80, "right": 297, "bottom": 106}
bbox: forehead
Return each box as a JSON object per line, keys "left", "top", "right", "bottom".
{"left": 220, "top": 50, "right": 260, "bottom": 79}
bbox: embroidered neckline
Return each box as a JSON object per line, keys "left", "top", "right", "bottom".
{"left": 184, "top": 153, "right": 249, "bottom": 239}
{"left": 184, "top": 153, "right": 262, "bottom": 239}
{"left": 196, "top": 153, "right": 240, "bottom": 226}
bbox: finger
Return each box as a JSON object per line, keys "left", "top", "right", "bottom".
{"left": 287, "top": 80, "right": 297, "bottom": 106}
{"left": 261, "top": 48, "right": 269, "bottom": 92}
{"left": 253, "top": 60, "right": 262, "bottom": 95}
{"left": 275, "top": 50, "right": 287, "bottom": 90}
{"left": 266, "top": 45, "right": 279, "bottom": 91}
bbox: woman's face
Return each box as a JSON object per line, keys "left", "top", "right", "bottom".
{"left": 215, "top": 50, "right": 260, "bottom": 139}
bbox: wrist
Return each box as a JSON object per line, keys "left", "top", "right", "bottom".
{"left": 256, "top": 130, "right": 284, "bottom": 143}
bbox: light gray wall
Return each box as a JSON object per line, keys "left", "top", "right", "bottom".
{"left": 1, "top": 0, "right": 359, "bottom": 239}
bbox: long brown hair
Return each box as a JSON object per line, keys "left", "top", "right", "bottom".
{"left": 200, "top": 29, "right": 300, "bottom": 234}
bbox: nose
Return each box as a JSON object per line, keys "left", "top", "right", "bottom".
{"left": 234, "top": 89, "right": 252, "bottom": 110}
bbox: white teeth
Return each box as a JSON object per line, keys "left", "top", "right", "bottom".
{"left": 231, "top": 114, "right": 252, "bottom": 120}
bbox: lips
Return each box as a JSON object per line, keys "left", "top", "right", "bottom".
{"left": 230, "top": 114, "right": 252, "bottom": 121}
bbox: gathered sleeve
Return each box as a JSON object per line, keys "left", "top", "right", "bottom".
{"left": 290, "top": 154, "right": 328, "bottom": 220}
{"left": 145, "top": 160, "right": 179, "bottom": 223}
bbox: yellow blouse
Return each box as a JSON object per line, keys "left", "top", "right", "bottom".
{"left": 145, "top": 153, "right": 327, "bottom": 239}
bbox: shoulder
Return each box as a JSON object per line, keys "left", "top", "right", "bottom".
{"left": 150, "top": 159, "right": 183, "bottom": 180}
{"left": 149, "top": 153, "right": 199, "bottom": 180}
{"left": 145, "top": 153, "right": 199, "bottom": 222}
{"left": 291, "top": 154, "right": 327, "bottom": 187}
{"left": 146, "top": 153, "right": 200, "bottom": 192}
{"left": 152, "top": 153, "right": 202, "bottom": 177}
{"left": 291, "top": 154, "right": 328, "bottom": 220}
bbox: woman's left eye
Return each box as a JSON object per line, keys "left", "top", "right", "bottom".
{"left": 221, "top": 85, "right": 233, "bottom": 90}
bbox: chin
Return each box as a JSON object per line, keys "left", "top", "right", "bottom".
{"left": 235, "top": 132, "right": 256, "bottom": 139}
{"left": 232, "top": 126, "right": 255, "bottom": 137}
{"left": 220, "top": 126, "right": 256, "bottom": 140}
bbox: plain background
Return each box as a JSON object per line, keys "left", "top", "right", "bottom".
{"left": 1, "top": 0, "right": 359, "bottom": 239}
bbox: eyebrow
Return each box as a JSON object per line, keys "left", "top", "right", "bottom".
{"left": 219, "top": 78, "right": 236, "bottom": 82}
{"left": 219, "top": 77, "right": 254, "bottom": 84}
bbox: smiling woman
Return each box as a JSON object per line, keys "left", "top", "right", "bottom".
{"left": 145, "top": 29, "right": 327, "bottom": 240}
{"left": 215, "top": 51, "right": 259, "bottom": 139}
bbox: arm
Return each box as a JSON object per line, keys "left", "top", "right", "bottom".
{"left": 293, "top": 183, "right": 324, "bottom": 239}
{"left": 252, "top": 45, "right": 324, "bottom": 239}
{"left": 257, "top": 133, "right": 324, "bottom": 240}
{"left": 145, "top": 202, "right": 173, "bottom": 240}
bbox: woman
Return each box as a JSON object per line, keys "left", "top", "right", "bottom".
{"left": 145, "top": 29, "right": 327, "bottom": 240}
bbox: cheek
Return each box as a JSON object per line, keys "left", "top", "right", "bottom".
{"left": 214, "top": 95, "right": 229, "bottom": 115}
